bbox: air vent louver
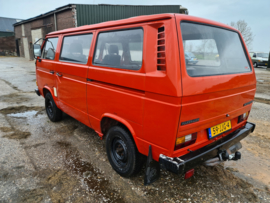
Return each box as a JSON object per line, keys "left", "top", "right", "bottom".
{"left": 157, "top": 26, "right": 166, "bottom": 71}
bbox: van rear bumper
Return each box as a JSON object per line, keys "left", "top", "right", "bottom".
{"left": 159, "top": 122, "right": 255, "bottom": 174}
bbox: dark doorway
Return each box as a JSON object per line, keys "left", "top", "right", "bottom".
{"left": 15, "top": 39, "right": 20, "bottom": 56}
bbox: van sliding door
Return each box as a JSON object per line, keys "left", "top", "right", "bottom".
{"left": 55, "top": 33, "right": 93, "bottom": 127}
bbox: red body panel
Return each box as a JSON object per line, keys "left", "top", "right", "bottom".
{"left": 36, "top": 14, "right": 256, "bottom": 162}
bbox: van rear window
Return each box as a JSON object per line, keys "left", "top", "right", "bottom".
{"left": 93, "top": 28, "right": 143, "bottom": 70}
{"left": 181, "top": 22, "right": 251, "bottom": 77}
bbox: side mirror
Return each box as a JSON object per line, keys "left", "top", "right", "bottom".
{"left": 253, "top": 54, "right": 256, "bottom": 58}
{"left": 33, "top": 44, "right": 41, "bottom": 58}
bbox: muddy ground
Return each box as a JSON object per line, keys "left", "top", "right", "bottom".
{"left": 0, "top": 57, "right": 270, "bottom": 202}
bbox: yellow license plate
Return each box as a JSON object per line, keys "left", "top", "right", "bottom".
{"left": 208, "top": 120, "right": 231, "bottom": 139}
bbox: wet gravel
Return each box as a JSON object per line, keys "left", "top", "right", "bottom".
{"left": 0, "top": 57, "right": 270, "bottom": 202}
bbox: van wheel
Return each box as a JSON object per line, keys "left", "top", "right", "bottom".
{"left": 45, "top": 92, "right": 62, "bottom": 122}
{"left": 106, "top": 126, "right": 144, "bottom": 177}
{"left": 253, "top": 62, "right": 257, "bottom": 67}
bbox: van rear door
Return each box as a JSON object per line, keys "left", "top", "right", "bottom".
{"left": 175, "top": 18, "right": 256, "bottom": 152}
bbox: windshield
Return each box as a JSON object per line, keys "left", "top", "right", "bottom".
{"left": 257, "top": 53, "right": 268, "bottom": 58}
{"left": 181, "top": 22, "right": 251, "bottom": 77}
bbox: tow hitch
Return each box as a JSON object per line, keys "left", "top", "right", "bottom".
{"left": 204, "top": 142, "right": 242, "bottom": 166}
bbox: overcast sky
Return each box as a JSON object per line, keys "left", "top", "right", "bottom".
{"left": 0, "top": 0, "right": 269, "bottom": 52}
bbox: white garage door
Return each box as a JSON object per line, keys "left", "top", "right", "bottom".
{"left": 31, "top": 28, "right": 43, "bottom": 45}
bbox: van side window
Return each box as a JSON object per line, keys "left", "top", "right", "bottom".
{"left": 41, "top": 38, "right": 58, "bottom": 60}
{"left": 60, "top": 34, "right": 93, "bottom": 64}
{"left": 93, "top": 29, "right": 143, "bottom": 70}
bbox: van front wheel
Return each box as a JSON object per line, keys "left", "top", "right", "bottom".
{"left": 106, "top": 126, "right": 144, "bottom": 177}
{"left": 45, "top": 92, "right": 62, "bottom": 122}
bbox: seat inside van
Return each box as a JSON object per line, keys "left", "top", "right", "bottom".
{"left": 68, "top": 42, "right": 87, "bottom": 63}
{"left": 102, "top": 45, "right": 121, "bottom": 66}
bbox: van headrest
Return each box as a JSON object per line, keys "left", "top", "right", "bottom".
{"left": 69, "top": 42, "right": 83, "bottom": 54}
{"left": 108, "top": 45, "right": 119, "bottom": 55}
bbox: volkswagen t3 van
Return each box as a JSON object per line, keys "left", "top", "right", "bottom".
{"left": 33, "top": 13, "right": 256, "bottom": 184}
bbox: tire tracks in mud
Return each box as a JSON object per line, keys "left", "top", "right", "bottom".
{"left": 254, "top": 97, "right": 270, "bottom": 105}
{"left": 54, "top": 140, "right": 126, "bottom": 203}
{"left": 0, "top": 105, "right": 44, "bottom": 139}
{"left": 0, "top": 78, "right": 21, "bottom": 92}
{"left": 0, "top": 106, "right": 44, "bottom": 171}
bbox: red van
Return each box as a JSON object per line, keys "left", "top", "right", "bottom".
{"left": 33, "top": 13, "right": 256, "bottom": 184}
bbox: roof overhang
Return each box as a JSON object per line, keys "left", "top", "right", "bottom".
{"left": 13, "top": 4, "right": 73, "bottom": 27}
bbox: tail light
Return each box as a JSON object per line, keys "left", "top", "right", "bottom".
{"left": 238, "top": 112, "right": 249, "bottom": 123}
{"left": 175, "top": 133, "right": 197, "bottom": 150}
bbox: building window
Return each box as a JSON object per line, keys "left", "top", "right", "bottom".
{"left": 60, "top": 34, "right": 93, "bottom": 64}
{"left": 42, "top": 37, "right": 58, "bottom": 60}
{"left": 93, "top": 28, "right": 143, "bottom": 70}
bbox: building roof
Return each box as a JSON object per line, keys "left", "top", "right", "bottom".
{"left": 48, "top": 13, "right": 236, "bottom": 36}
{"left": 48, "top": 13, "right": 174, "bottom": 36}
{"left": 13, "top": 4, "right": 73, "bottom": 26}
{"left": 13, "top": 4, "right": 187, "bottom": 27}
{"left": 0, "top": 17, "right": 23, "bottom": 32}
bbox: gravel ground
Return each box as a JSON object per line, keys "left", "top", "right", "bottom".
{"left": 0, "top": 57, "right": 270, "bottom": 203}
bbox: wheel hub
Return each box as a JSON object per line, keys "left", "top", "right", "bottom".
{"left": 112, "top": 138, "right": 128, "bottom": 164}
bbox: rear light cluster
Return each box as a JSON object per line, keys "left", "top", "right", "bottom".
{"left": 175, "top": 133, "right": 197, "bottom": 150}
{"left": 238, "top": 112, "right": 249, "bottom": 123}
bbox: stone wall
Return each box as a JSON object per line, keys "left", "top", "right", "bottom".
{"left": 14, "top": 8, "right": 75, "bottom": 60}
{"left": 0, "top": 36, "right": 16, "bottom": 56}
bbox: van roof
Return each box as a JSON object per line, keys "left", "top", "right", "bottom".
{"left": 47, "top": 13, "right": 237, "bottom": 36}
{"left": 48, "top": 13, "right": 174, "bottom": 36}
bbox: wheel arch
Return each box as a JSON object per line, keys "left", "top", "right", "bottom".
{"left": 42, "top": 86, "right": 60, "bottom": 108}
{"left": 100, "top": 113, "right": 138, "bottom": 147}
{"left": 42, "top": 86, "right": 54, "bottom": 98}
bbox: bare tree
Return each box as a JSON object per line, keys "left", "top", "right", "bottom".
{"left": 267, "top": 52, "right": 270, "bottom": 69}
{"left": 230, "top": 20, "right": 254, "bottom": 50}
{"left": 186, "top": 43, "right": 193, "bottom": 52}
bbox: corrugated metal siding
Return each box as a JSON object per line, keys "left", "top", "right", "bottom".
{"left": 76, "top": 4, "right": 180, "bottom": 26}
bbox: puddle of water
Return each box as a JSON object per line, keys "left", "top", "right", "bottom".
{"left": 8, "top": 110, "right": 38, "bottom": 118}
{"left": 56, "top": 141, "right": 125, "bottom": 203}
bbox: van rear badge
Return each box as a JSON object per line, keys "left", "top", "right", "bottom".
{"left": 243, "top": 100, "right": 253, "bottom": 106}
{"left": 181, "top": 118, "right": 199, "bottom": 126}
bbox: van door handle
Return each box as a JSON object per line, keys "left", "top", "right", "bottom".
{"left": 56, "top": 72, "right": 62, "bottom": 77}
{"left": 50, "top": 70, "right": 54, "bottom": 74}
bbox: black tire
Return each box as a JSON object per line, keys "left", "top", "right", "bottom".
{"left": 45, "top": 92, "right": 62, "bottom": 122}
{"left": 106, "top": 126, "right": 144, "bottom": 177}
{"left": 253, "top": 62, "right": 257, "bottom": 68}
